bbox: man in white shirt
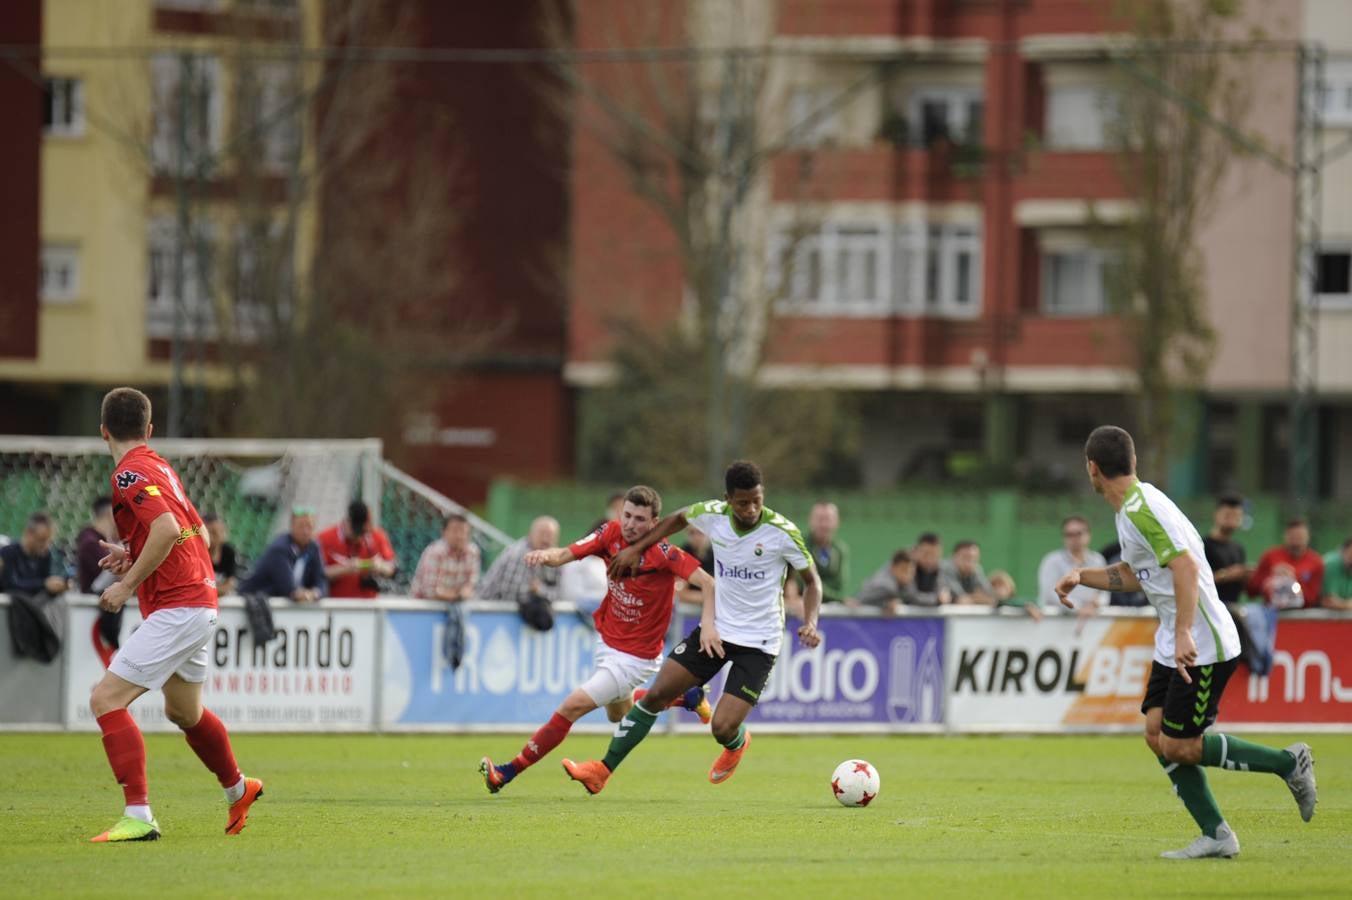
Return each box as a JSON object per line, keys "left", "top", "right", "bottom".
{"left": 1037, "top": 516, "right": 1106, "bottom": 625}
{"left": 1055, "top": 425, "right": 1316, "bottom": 860}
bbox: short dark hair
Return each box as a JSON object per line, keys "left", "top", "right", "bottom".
{"left": 1062, "top": 515, "right": 1089, "bottom": 531}
{"left": 1342, "top": 535, "right": 1352, "bottom": 551}
{"left": 91, "top": 496, "right": 112, "bottom": 517}
{"left": 953, "top": 540, "right": 978, "bottom": 553}
{"left": 101, "top": 387, "right": 152, "bottom": 442}
{"left": 348, "top": 500, "right": 370, "bottom": 531}
{"left": 444, "top": 512, "right": 469, "bottom": 528}
{"left": 1084, "top": 425, "right": 1135, "bottom": 478}
{"left": 624, "top": 485, "right": 661, "bottom": 518}
{"left": 725, "top": 460, "right": 763, "bottom": 495}
{"left": 202, "top": 511, "right": 221, "bottom": 525}
{"left": 890, "top": 548, "right": 912, "bottom": 566}
{"left": 1285, "top": 518, "right": 1308, "bottom": 531}
{"left": 606, "top": 492, "right": 625, "bottom": 505}
{"left": 916, "top": 532, "right": 940, "bottom": 546}
{"left": 26, "top": 511, "right": 52, "bottom": 531}
{"left": 1216, "top": 493, "right": 1245, "bottom": 509}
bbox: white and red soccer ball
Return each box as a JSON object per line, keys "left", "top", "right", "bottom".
{"left": 831, "top": 759, "right": 880, "bottom": 808}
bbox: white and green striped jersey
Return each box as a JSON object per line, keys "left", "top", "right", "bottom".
{"left": 685, "top": 500, "right": 812, "bottom": 656}
{"left": 1115, "top": 480, "right": 1241, "bottom": 667}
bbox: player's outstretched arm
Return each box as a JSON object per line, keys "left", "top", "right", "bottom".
{"left": 797, "top": 564, "right": 823, "bottom": 648}
{"left": 524, "top": 547, "right": 575, "bottom": 568}
{"left": 1054, "top": 561, "right": 1140, "bottom": 608}
{"left": 98, "top": 512, "right": 180, "bottom": 612}
{"left": 608, "top": 511, "right": 689, "bottom": 577}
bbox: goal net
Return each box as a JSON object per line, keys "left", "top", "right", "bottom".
{"left": 0, "top": 437, "right": 513, "bottom": 593}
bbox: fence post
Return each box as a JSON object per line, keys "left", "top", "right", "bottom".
{"left": 487, "top": 479, "right": 515, "bottom": 533}
{"left": 987, "top": 489, "right": 1018, "bottom": 577}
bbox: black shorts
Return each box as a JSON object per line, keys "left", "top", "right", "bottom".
{"left": 1141, "top": 657, "right": 1238, "bottom": 738}
{"left": 669, "top": 626, "right": 776, "bottom": 706}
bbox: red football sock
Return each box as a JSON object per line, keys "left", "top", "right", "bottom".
{"left": 97, "top": 709, "right": 148, "bottom": 806}
{"left": 510, "top": 713, "right": 573, "bottom": 771}
{"left": 182, "top": 708, "right": 242, "bottom": 789}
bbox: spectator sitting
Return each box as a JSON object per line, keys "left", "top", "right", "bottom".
{"left": 1246, "top": 518, "right": 1324, "bottom": 610}
{"left": 203, "top": 511, "right": 239, "bottom": 596}
{"left": 911, "top": 533, "right": 951, "bottom": 606}
{"left": 941, "top": 540, "right": 995, "bottom": 606}
{"left": 1203, "top": 493, "right": 1258, "bottom": 667}
{"left": 240, "top": 506, "right": 328, "bottom": 603}
{"left": 1037, "top": 516, "right": 1106, "bottom": 623}
{"left": 478, "top": 516, "right": 561, "bottom": 631}
{"left": 1322, "top": 537, "right": 1352, "bottom": 611}
{"left": 856, "top": 549, "right": 920, "bottom": 615}
{"left": 411, "top": 513, "right": 482, "bottom": 603}
{"left": 988, "top": 570, "right": 1041, "bottom": 619}
{"left": 676, "top": 526, "right": 715, "bottom": 606}
{"left": 806, "top": 501, "right": 849, "bottom": 604}
{"left": 1099, "top": 540, "right": 1148, "bottom": 607}
{"left": 0, "top": 512, "right": 68, "bottom": 598}
{"left": 76, "top": 495, "right": 118, "bottom": 594}
{"left": 317, "top": 500, "right": 397, "bottom": 599}
{"left": 589, "top": 491, "right": 626, "bottom": 533}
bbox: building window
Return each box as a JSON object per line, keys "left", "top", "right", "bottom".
{"left": 154, "top": 0, "right": 223, "bottom": 8}
{"left": 771, "top": 219, "right": 982, "bottom": 317}
{"left": 40, "top": 245, "right": 80, "bottom": 302}
{"left": 147, "top": 217, "right": 216, "bottom": 339}
{"left": 1320, "top": 61, "right": 1352, "bottom": 126}
{"left": 1042, "top": 248, "right": 1117, "bottom": 315}
{"left": 151, "top": 54, "right": 222, "bottom": 171}
{"left": 236, "top": 61, "right": 302, "bottom": 172}
{"left": 1045, "top": 85, "right": 1115, "bottom": 149}
{"left": 907, "top": 88, "right": 982, "bottom": 146}
{"left": 236, "top": 0, "right": 298, "bottom": 12}
{"left": 230, "top": 221, "right": 294, "bottom": 338}
{"left": 42, "top": 77, "right": 84, "bottom": 137}
{"left": 1316, "top": 246, "right": 1352, "bottom": 304}
{"left": 785, "top": 86, "right": 843, "bottom": 148}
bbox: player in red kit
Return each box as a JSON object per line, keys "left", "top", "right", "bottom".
{"left": 479, "top": 485, "right": 715, "bottom": 793}
{"left": 87, "top": 387, "right": 263, "bottom": 843}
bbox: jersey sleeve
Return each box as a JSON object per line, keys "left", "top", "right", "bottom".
{"left": 658, "top": 543, "right": 701, "bottom": 580}
{"left": 684, "top": 499, "right": 725, "bottom": 531}
{"left": 767, "top": 511, "right": 812, "bottom": 571}
{"left": 112, "top": 463, "right": 175, "bottom": 527}
{"left": 1123, "top": 496, "right": 1186, "bottom": 567}
{"left": 568, "top": 522, "right": 613, "bottom": 560}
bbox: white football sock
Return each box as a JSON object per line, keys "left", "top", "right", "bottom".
{"left": 224, "top": 775, "right": 247, "bottom": 803}
{"left": 125, "top": 804, "right": 153, "bottom": 823}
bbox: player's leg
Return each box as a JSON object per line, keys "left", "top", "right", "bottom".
{"left": 1164, "top": 658, "right": 1316, "bottom": 821}
{"left": 707, "top": 646, "right": 773, "bottom": 784}
{"left": 89, "top": 670, "right": 156, "bottom": 842}
{"left": 1146, "top": 662, "right": 1237, "bottom": 859}
{"left": 482, "top": 687, "right": 599, "bottom": 793}
{"left": 632, "top": 685, "right": 713, "bottom": 724}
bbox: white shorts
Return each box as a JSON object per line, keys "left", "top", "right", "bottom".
{"left": 577, "top": 638, "right": 662, "bottom": 707}
{"left": 108, "top": 607, "right": 218, "bottom": 690}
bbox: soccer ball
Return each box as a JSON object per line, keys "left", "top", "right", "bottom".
{"left": 831, "top": 759, "right": 880, "bottom": 807}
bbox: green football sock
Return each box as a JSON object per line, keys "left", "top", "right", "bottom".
{"left": 721, "top": 724, "right": 746, "bottom": 751}
{"left": 602, "top": 701, "right": 658, "bottom": 772}
{"left": 1201, "top": 733, "right": 1296, "bottom": 776}
{"left": 1159, "top": 756, "right": 1225, "bottom": 839}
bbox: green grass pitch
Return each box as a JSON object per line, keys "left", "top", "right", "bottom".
{"left": 2, "top": 731, "right": 1347, "bottom": 898}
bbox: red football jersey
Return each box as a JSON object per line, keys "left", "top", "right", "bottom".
{"left": 568, "top": 520, "right": 700, "bottom": 658}
{"left": 110, "top": 445, "right": 218, "bottom": 618}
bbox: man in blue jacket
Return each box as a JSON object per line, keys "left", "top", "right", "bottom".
{"left": 239, "top": 507, "right": 327, "bottom": 602}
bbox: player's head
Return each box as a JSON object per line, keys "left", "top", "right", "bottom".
{"left": 100, "top": 387, "right": 152, "bottom": 445}
{"left": 1061, "top": 515, "right": 1090, "bottom": 553}
{"left": 952, "top": 539, "right": 980, "bottom": 573}
{"left": 1084, "top": 425, "right": 1136, "bottom": 493}
{"left": 913, "top": 532, "right": 941, "bottom": 569}
{"left": 1283, "top": 518, "right": 1310, "bottom": 555}
{"left": 723, "top": 460, "right": 764, "bottom": 529}
{"left": 202, "top": 511, "right": 228, "bottom": 544}
{"left": 809, "top": 501, "right": 839, "bottom": 543}
{"left": 619, "top": 485, "right": 661, "bottom": 544}
{"left": 1342, "top": 535, "right": 1352, "bottom": 566}
{"left": 605, "top": 491, "right": 625, "bottom": 521}
{"left": 442, "top": 512, "right": 471, "bottom": 548}
{"left": 889, "top": 548, "right": 914, "bottom": 582}
{"left": 346, "top": 500, "right": 370, "bottom": 536}
{"left": 528, "top": 515, "right": 560, "bottom": 549}
{"left": 91, "top": 495, "right": 113, "bottom": 527}
{"left": 1213, "top": 492, "right": 1245, "bottom": 535}
{"left": 290, "top": 505, "right": 316, "bottom": 545}
{"left": 22, "top": 511, "right": 54, "bottom": 555}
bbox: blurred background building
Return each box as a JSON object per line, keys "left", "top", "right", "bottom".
{"left": 2, "top": 0, "right": 1351, "bottom": 506}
